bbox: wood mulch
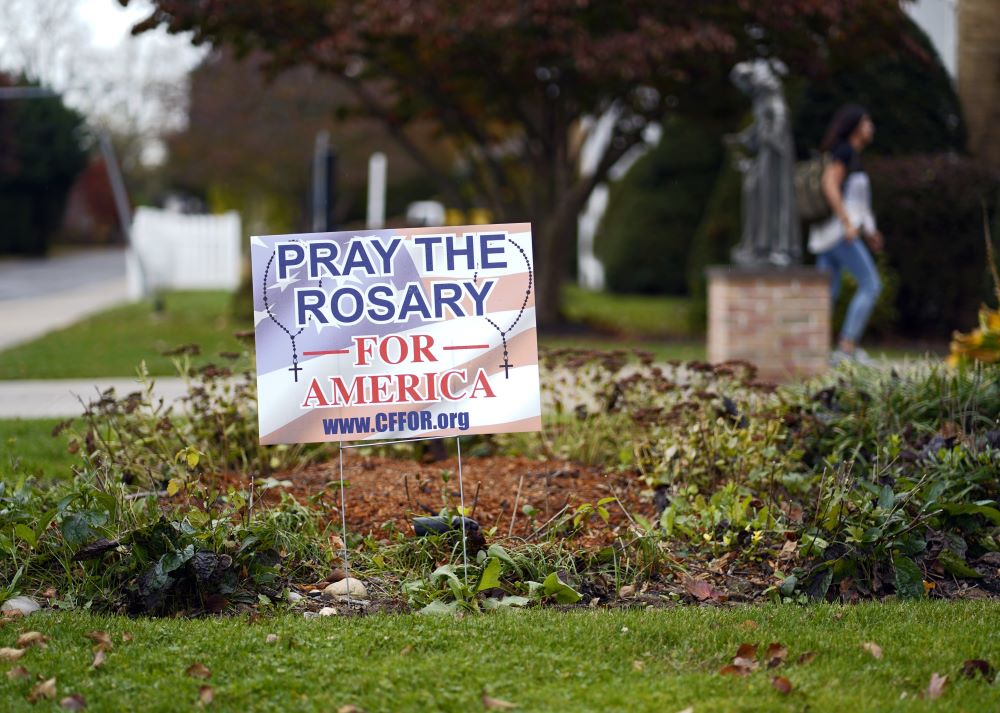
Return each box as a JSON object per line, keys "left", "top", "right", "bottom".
{"left": 246, "top": 455, "right": 657, "bottom": 546}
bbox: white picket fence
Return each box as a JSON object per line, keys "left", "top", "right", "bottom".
{"left": 127, "top": 207, "right": 242, "bottom": 299}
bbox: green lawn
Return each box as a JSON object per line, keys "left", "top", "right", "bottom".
{"left": 0, "top": 418, "right": 76, "bottom": 481}
{"left": 0, "top": 287, "right": 944, "bottom": 380}
{"left": 1, "top": 603, "right": 997, "bottom": 712}
{"left": 0, "top": 292, "right": 248, "bottom": 380}
{"left": 561, "top": 284, "right": 699, "bottom": 337}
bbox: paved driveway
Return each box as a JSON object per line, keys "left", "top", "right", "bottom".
{"left": 0, "top": 248, "right": 128, "bottom": 351}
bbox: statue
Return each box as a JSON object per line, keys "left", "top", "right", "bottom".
{"left": 725, "top": 58, "right": 801, "bottom": 267}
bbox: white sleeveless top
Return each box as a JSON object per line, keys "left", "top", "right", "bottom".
{"left": 808, "top": 172, "right": 877, "bottom": 254}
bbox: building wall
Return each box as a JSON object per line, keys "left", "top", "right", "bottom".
{"left": 958, "top": 0, "right": 1000, "bottom": 166}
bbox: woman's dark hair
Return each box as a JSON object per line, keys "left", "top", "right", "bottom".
{"left": 820, "top": 104, "right": 868, "bottom": 152}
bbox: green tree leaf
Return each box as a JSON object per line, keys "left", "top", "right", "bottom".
{"left": 893, "top": 555, "right": 925, "bottom": 599}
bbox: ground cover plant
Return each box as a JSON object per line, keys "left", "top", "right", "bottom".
{"left": 1, "top": 341, "right": 998, "bottom": 619}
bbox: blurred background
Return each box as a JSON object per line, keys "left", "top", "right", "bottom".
{"left": 0, "top": 0, "right": 998, "bottom": 371}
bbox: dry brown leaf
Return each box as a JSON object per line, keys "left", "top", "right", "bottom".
{"left": 861, "top": 642, "right": 883, "bottom": 660}
{"left": 41, "top": 588, "right": 57, "bottom": 600}
{"left": 121, "top": 632, "right": 133, "bottom": 643}
{"left": 766, "top": 642, "right": 788, "bottom": 668}
{"left": 684, "top": 577, "right": 726, "bottom": 602}
{"left": 735, "top": 643, "right": 758, "bottom": 660}
{"left": 926, "top": 673, "right": 948, "bottom": 700}
{"left": 771, "top": 676, "right": 793, "bottom": 694}
{"left": 737, "top": 620, "right": 758, "bottom": 631}
{"left": 336, "top": 705, "right": 364, "bottom": 713}
{"left": 84, "top": 631, "right": 112, "bottom": 650}
{"left": 16, "top": 631, "right": 48, "bottom": 649}
{"left": 719, "top": 663, "right": 753, "bottom": 677}
{"left": 265, "top": 634, "right": 279, "bottom": 644}
{"left": 618, "top": 585, "right": 636, "bottom": 598}
{"left": 797, "top": 651, "right": 817, "bottom": 665}
{"left": 91, "top": 648, "right": 106, "bottom": 669}
{"left": 186, "top": 662, "right": 212, "bottom": 679}
{"left": 198, "top": 685, "right": 214, "bottom": 707}
{"left": 6, "top": 665, "right": 30, "bottom": 680}
{"left": 27, "top": 677, "right": 56, "bottom": 703}
{"left": 632, "top": 659, "right": 645, "bottom": 671}
{"left": 960, "top": 659, "right": 995, "bottom": 680}
{"left": 0, "top": 647, "right": 26, "bottom": 662}
{"left": 399, "top": 645, "right": 413, "bottom": 656}
{"left": 482, "top": 694, "right": 519, "bottom": 710}
{"left": 60, "top": 693, "right": 87, "bottom": 710}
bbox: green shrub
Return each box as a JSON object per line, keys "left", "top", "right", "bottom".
{"left": 595, "top": 117, "right": 724, "bottom": 295}
{"left": 0, "top": 77, "right": 88, "bottom": 256}
{"left": 868, "top": 154, "right": 1000, "bottom": 336}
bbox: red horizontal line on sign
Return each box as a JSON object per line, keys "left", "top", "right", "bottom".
{"left": 443, "top": 344, "right": 489, "bottom": 351}
{"left": 302, "top": 349, "right": 350, "bottom": 356}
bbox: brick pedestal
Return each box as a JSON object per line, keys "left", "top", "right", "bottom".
{"left": 707, "top": 265, "right": 830, "bottom": 381}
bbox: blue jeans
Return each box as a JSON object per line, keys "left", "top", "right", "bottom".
{"left": 816, "top": 238, "right": 882, "bottom": 344}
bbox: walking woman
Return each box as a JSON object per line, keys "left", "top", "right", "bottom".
{"left": 809, "top": 104, "right": 884, "bottom": 364}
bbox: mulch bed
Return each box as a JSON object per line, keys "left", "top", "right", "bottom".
{"left": 250, "top": 455, "right": 657, "bottom": 546}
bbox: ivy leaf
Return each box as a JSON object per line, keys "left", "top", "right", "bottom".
{"left": 938, "top": 550, "right": 982, "bottom": 579}
{"left": 542, "top": 573, "right": 582, "bottom": 604}
{"left": 476, "top": 557, "right": 502, "bottom": 592}
{"left": 893, "top": 555, "right": 924, "bottom": 599}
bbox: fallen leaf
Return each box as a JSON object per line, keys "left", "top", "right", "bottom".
{"left": 41, "top": 588, "right": 57, "bottom": 600}
{"left": 735, "top": 643, "right": 759, "bottom": 660}
{"left": 737, "top": 619, "right": 758, "bottom": 631}
{"left": 618, "top": 585, "right": 636, "bottom": 598}
{"left": 60, "top": 693, "right": 87, "bottom": 710}
{"left": 6, "top": 665, "right": 30, "bottom": 679}
{"left": 27, "top": 677, "right": 56, "bottom": 703}
{"left": 960, "top": 659, "right": 994, "bottom": 681}
{"left": 91, "top": 648, "right": 106, "bottom": 669}
{"left": 336, "top": 706, "right": 365, "bottom": 713}
{"left": 265, "top": 634, "right": 279, "bottom": 644}
{"left": 684, "top": 577, "right": 726, "bottom": 602}
{"left": 198, "top": 685, "right": 214, "bottom": 707}
{"left": 84, "top": 631, "right": 112, "bottom": 650}
{"left": 772, "top": 676, "right": 793, "bottom": 694}
{"left": 861, "top": 642, "right": 883, "bottom": 660}
{"left": 16, "top": 631, "right": 48, "bottom": 649}
{"left": 0, "top": 647, "right": 26, "bottom": 662}
{"left": 399, "top": 645, "right": 413, "bottom": 656}
{"left": 797, "top": 651, "right": 817, "bottom": 665}
{"left": 121, "top": 632, "right": 133, "bottom": 643}
{"left": 675, "top": 708, "right": 694, "bottom": 713}
{"left": 186, "top": 662, "right": 212, "bottom": 679}
{"left": 766, "top": 642, "right": 788, "bottom": 668}
{"left": 482, "top": 694, "right": 518, "bottom": 710}
{"left": 926, "top": 673, "right": 948, "bottom": 700}
{"left": 632, "top": 659, "right": 645, "bottom": 671}
{"left": 719, "top": 664, "right": 752, "bottom": 677}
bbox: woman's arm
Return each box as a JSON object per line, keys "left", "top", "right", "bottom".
{"left": 821, "top": 160, "right": 859, "bottom": 240}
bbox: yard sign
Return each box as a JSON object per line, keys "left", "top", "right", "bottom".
{"left": 250, "top": 223, "right": 541, "bottom": 444}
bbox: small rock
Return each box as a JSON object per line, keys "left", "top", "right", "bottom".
{"left": 319, "top": 607, "right": 339, "bottom": 617}
{"left": 324, "top": 578, "right": 368, "bottom": 599}
{"left": 1, "top": 597, "right": 40, "bottom": 616}
{"left": 287, "top": 591, "right": 304, "bottom": 603}
{"left": 618, "top": 585, "right": 636, "bottom": 598}
{"left": 302, "top": 612, "right": 319, "bottom": 619}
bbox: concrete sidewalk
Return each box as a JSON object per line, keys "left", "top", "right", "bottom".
{"left": 0, "top": 378, "right": 190, "bottom": 419}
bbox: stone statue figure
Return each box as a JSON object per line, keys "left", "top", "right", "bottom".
{"left": 725, "top": 58, "right": 801, "bottom": 267}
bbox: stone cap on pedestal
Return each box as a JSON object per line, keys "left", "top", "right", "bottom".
{"left": 706, "top": 264, "right": 828, "bottom": 280}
